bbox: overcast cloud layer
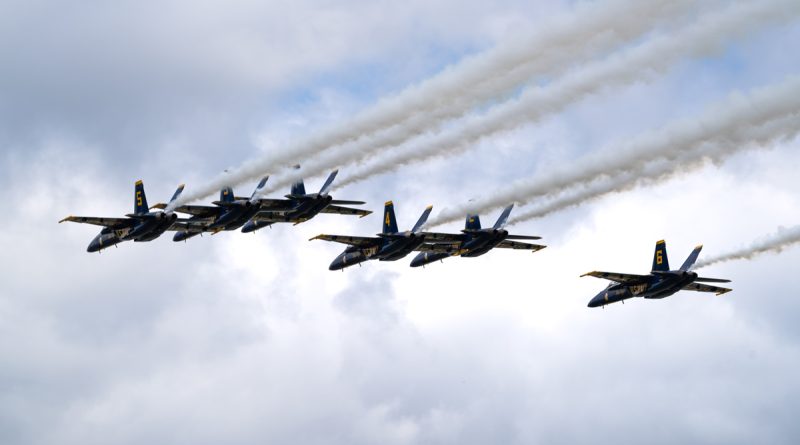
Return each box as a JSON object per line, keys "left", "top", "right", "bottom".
{"left": 2, "top": 1, "right": 800, "bottom": 444}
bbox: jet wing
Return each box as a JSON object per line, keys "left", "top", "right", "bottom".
{"left": 682, "top": 282, "right": 732, "bottom": 295}
{"left": 255, "top": 199, "right": 295, "bottom": 211}
{"left": 150, "top": 203, "right": 219, "bottom": 217}
{"left": 496, "top": 240, "right": 547, "bottom": 251}
{"left": 168, "top": 220, "right": 214, "bottom": 232}
{"left": 320, "top": 205, "right": 372, "bottom": 217}
{"left": 59, "top": 215, "right": 135, "bottom": 228}
{"left": 309, "top": 234, "right": 380, "bottom": 247}
{"left": 580, "top": 271, "right": 651, "bottom": 284}
{"left": 414, "top": 243, "right": 458, "bottom": 253}
{"left": 418, "top": 232, "right": 466, "bottom": 243}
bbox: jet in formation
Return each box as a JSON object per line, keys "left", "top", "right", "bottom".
{"left": 156, "top": 169, "right": 371, "bottom": 241}
{"left": 311, "top": 201, "right": 434, "bottom": 270}
{"left": 409, "top": 204, "right": 546, "bottom": 267}
{"left": 583, "top": 240, "right": 732, "bottom": 308}
{"left": 59, "top": 181, "right": 198, "bottom": 252}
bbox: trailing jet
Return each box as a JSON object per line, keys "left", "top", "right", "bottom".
{"left": 153, "top": 177, "right": 270, "bottom": 242}
{"left": 59, "top": 180, "right": 191, "bottom": 252}
{"left": 583, "top": 240, "right": 732, "bottom": 308}
{"left": 409, "top": 204, "right": 545, "bottom": 267}
{"left": 241, "top": 169, "right": 371, "bottom": 232}
{"left": 310, "top": 201, "right": 433, "bottom": 270}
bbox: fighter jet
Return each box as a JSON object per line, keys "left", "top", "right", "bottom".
{"left": 59, "top": 180, "right": 192, "bottom": 252}
{"left": 409, "top": 204, "right": 546, "bottom": 267}
{"left": 583, "top": 240, "right": 732, "bottom": 308}
{"left": 241, "top": 169, "right": 371, "bottom": 232}
{"left": 310, "top": 201, "right": 433, "bottom": 270}
{"left": 153, "top": 177, "right": 270, "bottom": 242}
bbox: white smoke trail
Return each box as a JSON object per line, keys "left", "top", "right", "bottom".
{"left": 173, "top": 0, "right": 710, "bottom": 207}
{"left": 695, "top": 225, "right": 800, "bottom": 268}
{"left": 259, "top": 0, "right": 711, "bottom": 193}
{"left": 507, "top": 114, "right": 800, "bottom": 223}
{"left": 424, "top": 75, "right": 800, "bottom": 226}
{"left": 336, "top": 0, "right": 799, "bottom": 191}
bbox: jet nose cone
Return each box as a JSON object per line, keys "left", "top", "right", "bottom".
{"left": 87, "top": 241, "right": 101, "bottom": 253}
{"left": 410, "top": 253, "right": 426, "bottom": 268}
{"left": 588, "top": 292, "right": 605, "bottom": 308}
{"left": 329, "top": 255, "right": 347, "bottom": 271}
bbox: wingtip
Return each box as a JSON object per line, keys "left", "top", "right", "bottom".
{"left": 58, "top": 216, "right": 72, "bottom": 223}
{"left": 309, "top": 234, "right": 322, "bottom": 241}
{"left": 426, "top": 205, "right": 433, "bottom": 210}
{"left": 695, "top": 244, "right": 704, "bottom": 250}
{"left": 656, "top": 239, "right": 665, "bottom": 244}
{"left": 384, "top": 200, "right": 393, "bottom": 206}
{"left": 135, "top": 179, "right": 143, "bottom": 186}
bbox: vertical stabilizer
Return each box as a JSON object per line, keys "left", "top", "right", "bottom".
{"left": 168, "top": 184, "right": 185, "bottom": 207}
{"left": 493, "top": 204, "right": 514, "bottom": 229}
{"left": 652, "top": 240, "right": 670, "bottom": 272}
{"left": 290, "top": 165, "right": 306, "bottom": 196}
{"left": 250, "top": 176, "right": 269, "bottom": 200}
{"left": 382, "top": 201, "right": 399, "bottom": 234}
{"left": 465, "top": 214, "right": 482, "bottom": 230}
{"left": 134, "top": 180, "right": 149, "bottom": 215}
{"left": 680, "top": 245, "right": 703, "bottom": 271}
{"left": 411, "top": 206, "right": 433, "bottom": 233}
{"left": 220, "top": 186, "right": 235, "bottom": 203}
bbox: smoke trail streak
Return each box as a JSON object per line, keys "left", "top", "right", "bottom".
{"left": 507, "top": 114, "right": 800, "bottom": 223}
{"left": 173, "top": 0, "right": 709, "bottom": 207}
{"left": 424, "top": 75, "right": 800, "bottom": 227}
{"left": 336, "top": 0, "right": 799, "bottom": 191}
{"left": 695, "top": 225, "right": 800, "bottom": 268}
{"left": 259, "top": 0, "right": 709, "bottom": 193}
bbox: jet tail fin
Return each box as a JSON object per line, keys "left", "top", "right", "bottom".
{"left": 290, "top": 165, "right": 306, "bottom": 196}
{"left": 382, "top": 201, "right": 399, "bottom": 234}
{"left": 680, "top": 244, "right": 703, "bottom": 271}
{"left": 651, "top": 240, "right": 670, "bottom": 272}
{"left": 411, "top": 206, "right": 433, "bottom": 233}
{"left": 319, "top": 170, "right": 338, "bottom": 196}
{"left": 493, "top": 204, "right": 514, "bottom": 230}
{"left": 250, "top": 176, "right": 269, "bottom": 201}
{"left": 167, "top": 184, "right": 185, "bottom": 208}
{"left": 219, "top": 186, "right": 234, "bottom": 203}
{"left": 465, "top": 214, "right": 482, "bottom": 230}
{"left": 134, "top": 180, "right": 149, "bottom": 215}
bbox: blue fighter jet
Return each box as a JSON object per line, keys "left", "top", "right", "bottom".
{"left": 409, "top": 204, "right": 546, "bottom": 267}
{"left": 241, "top": 169, "right": 371, "bottom": 233}
{"left": 310, "top": 201, "right": 433, "bottom": 270}
{"left": 156, "top": 177, "right": 270, "bottom": 242}
{"left": 583, "top": 240, "right": 732, "bottom": 308}
{"left": 59, "top": 180, "right": 194, "bottom": 252}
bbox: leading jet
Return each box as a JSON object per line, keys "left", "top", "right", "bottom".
{"left": 409, "top": 204, "right": 546, "bottom": 267}
{"left": 59, "top": 180, "right": 190, "bottom": 252}
{"left": 310, "top": 201, "right": 433, "bottom": 270}
{"left": 583, "top": 240, "right": 732, "bottom": 308}
{"left": 241, "top": 169, "right": 371, "bottom": 233}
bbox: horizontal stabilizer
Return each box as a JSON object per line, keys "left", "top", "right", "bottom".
{"left": 330, "top": 199, "right": 366, "bottom": 205}
{"left": 682, "top": 282, "right": 732, "bottom": 295}
{"left": 694, "top": 277, "right": 731, "bottom": 283}
{"left": 212, "top": 200, "right": 244, "bottom": 207}
{"left": 496, "top": 240, "right": 546, "bottom": 251}
{"left": 505, "top": 234, "right": 542, "bottom": 240}
{"left": 320, "top": 205, "right": 372, "bottom": 217}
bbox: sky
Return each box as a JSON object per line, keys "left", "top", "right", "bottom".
{"left": 1, "top": 0, "right": 800, "bottom": 444}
